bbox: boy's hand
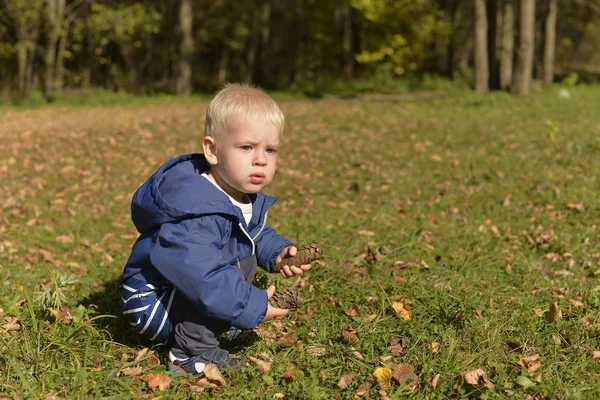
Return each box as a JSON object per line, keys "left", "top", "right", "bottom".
{"left": 262, "top": 285, "right": 289, "bottom": 322}
{"left": 276, "top": 246, "right": 312, "bottom": 278}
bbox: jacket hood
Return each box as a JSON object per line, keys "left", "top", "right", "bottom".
{"left": 131, "top": 154, "right": 273, "bottom": 233}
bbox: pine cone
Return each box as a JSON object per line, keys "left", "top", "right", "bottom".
{"left": 268, "top": 289, "right": 304, "bottom": 310}
{"left": 274, "top": 242, "right": 324, "bottom": 272}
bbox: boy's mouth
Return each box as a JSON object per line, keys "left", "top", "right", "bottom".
{"left": 250, "top": 173, "right": 265, "bottom": 184}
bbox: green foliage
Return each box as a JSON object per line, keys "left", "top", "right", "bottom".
{"left": 88, "top": 3, "right": 161, "bottom": 46}
{"left": 351, "top": 0, "right": 451, "bottom": 75}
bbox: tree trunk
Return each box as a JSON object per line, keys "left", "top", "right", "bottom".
{"left": 543, "top": 0, "right": 557, "bottom": 85}
{"left": 342, "top": 2, "right": 354, "bottom": 77}
{"left": 511, "top": 0, "right": 535, "bottom": 96}
{"left": 257, "top": 1, "right": 272, "bottom": 85}
{"left": 500, "top": 0, "right": 514, "bottom": 90}
{"left": 176, "top": 0, "right": 193, "bottom": 96}
{"left": 44, "top": 0, "right": 66, "bottom": 101}
{"left": 487, "top": 0, "right": 500, "bottom": 89}
{"left": 474, "top": 0, "right": 489, "bottom": 92}
{"left": 217, "top": 49, "right": 230, "bottom": 86}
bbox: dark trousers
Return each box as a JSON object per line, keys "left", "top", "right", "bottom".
{"left": 170, "top": 255, "right": 258, "bottom": 358}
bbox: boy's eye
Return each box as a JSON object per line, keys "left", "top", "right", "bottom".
{"left": 266, "top": 148, "right": 278, "bottom": 154}
{"left": 240, "top": 145, "right": 252, "bottom": 151}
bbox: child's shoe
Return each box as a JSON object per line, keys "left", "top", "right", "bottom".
{"left": 167, "top": 348, "right": 242, "bottom": 376}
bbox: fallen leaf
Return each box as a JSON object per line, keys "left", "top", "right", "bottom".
{"left": 567, "top": 203, "right": 585, "bottom": 212}
{"left": 3, "top": 316, "right": 22, "bottom": 332}
{"left": 248, "top": 356, "right": 272, "bottom": 373}
{"left": 306, "top": 345, "right": 327, "bottom": 357}
{"left": 387, "top": 337, "right": 407, "bottom": 356}
{"left": 278, "top": 332, "right": 298, "bottom": 347}
{"left": 373, "top": 367, "right": 392, "bottom": 389}
{"left": 519, "top": 354, "right": 542, "bottom": 372}
{"left": 280, "top": 367, "right": 297, "bottom": 380}
{"left": 392, "top": 302, "right": 411, "bottom": 320}
{"left": 273, "top": 394, "right": 285, "bottom": 399}
{"left": 358, "top": 230, "right": 375, "bottom": 236}
{"left": 202, "top": 363, "right": 227, "bottom": 386}
{"left": 504, "top": 342, "right": 523, "bottom": 353}
{"left": 344, "top": 305, "right": 360, "bottom": 317}
{"left": 134, "top": 347, "right": 149, "bottom": 361}
{"left": 347, "top": 347, "right": 364, "bottom": 359}
{"left": 592, "top": 350, "right": 600, "bottom": 360}
{"left": 144, "top": 373, "right": 172, "bottom": 391}
{"left": 119, "top": 366, "right": 143, "bottom": 376}
{"left": 431, "top": 342, "right": 440, "bottom": 354}
{"left": 392, "top": 364, "right": 419, "bottom": 389}
{"left": 337, "top": 373, "right": 355, "bottom": 389}
{"left": 544, "top": 301, "right": 562, "bottom": 323}
{"left": 569, "top": 298, "right": 584, "bottom": 307}
{"left": 341, "top": 327, "right": 360, "bottom": 344}
{"left": 427, "top": 373, "right": 440, "bottom": 388}
{"left": 461, "top": 368, "right": 494, "bottom": 388}
{"left": 354, "top": 381, "right": 371, "bottom": 397}
{"left": 379, "top": 390, "right": 392, "bottom": 400}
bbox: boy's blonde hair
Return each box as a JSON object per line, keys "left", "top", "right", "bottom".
{"left": 204, "top": 83, "right": 284, "bottom": 142}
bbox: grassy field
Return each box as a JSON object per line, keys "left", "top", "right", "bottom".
{"left": 1, "top": 86, "right": 599, "bottom": 399}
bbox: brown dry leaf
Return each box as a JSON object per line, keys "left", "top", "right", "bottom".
{"left": 373, "top": 367, "right": 393, "bottom": 389}
{"left": 347, "top": 347, "right": 364, "bottom": 359}
{"left": 280, "top": 367, "right": 297, "bottom": 380}
{"left": 144, "top": 373, "right": 172, "bottom": 391}
{"left": 569, "top": 298, "right": 584, "bottom": 307}
{"left": 392, "top": 364, "right": 419, "bottom": 389}
{"left": 273, "top": 393, "right": 285, "bottom": 399}
{"left": 344, "top": 305, "right": 360, "bottom": 317}
{"left": 180, "top": 378, "right": 206, "bottom": 395}
{"left": 427, "top": 373, "right": 441, "bottom": 388}
{"left": 202, "top": 363, "right": 227, "bottom": 386}
{"left": 567, "top": 203, "right": 585, "bottom": 212}
{"left": 462, "top": 368, "right": 484, "bottom": 385}
{"left": 134, "top": 347, "right": 149, "bottom": 361}
{"left": 544, "top": 302, "right": 562, "bottom": 323}
{"left": 592, "top": 350, "right": 600, "bottom": 360}
{"left": 337, "top": 373, "right": 356, "bottom": 389}
{"left": 248, "top": 356, "right": 272, "bottom": 373}
{"left": 379, "top": 390, "right": 392, "bottom": 400}
{"left": 56, "top": 234, "right": 73, "bottom": 244}
{"left": 3, "top": 316, "right": 22, "bottom": 332}
{"left": 519, "top": 354, "right": 542, "bottom": 372}
{"left": 354, "top": 382, "right": 371, "bottom": 397}
{"left": 278, "top": 332, "right": 298, "bottom": 347}
{"left": 461, "top": 368, "right": 494, "bottom": 388}
{"left": 119, "top": 366, "right": 143, "bottom": 377}
{"left": 341, "top": 327, "right": 360, "bottom": 344}
{"left": 306, "top": 345, "right": 327, "bottom": 357}
{"left": 387, "top": 337, "right": 406, "bottom": 356}
{"left": 431, "top": 342, "right": 440, "bottom": 354}
{"left": 358, "top": 230, "right": 375, "bottom": 236}
{"left": 392, "top": 302, "right": 411, "bottom": 320}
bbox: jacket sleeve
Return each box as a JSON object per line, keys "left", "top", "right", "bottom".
{"left": 255, "top": 224, "right": 293, "bottom": 272}
{"left": 149, "top": 217, "right": 268, "bottom": 330}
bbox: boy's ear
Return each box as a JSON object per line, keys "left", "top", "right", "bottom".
{"left": 203, "top": 136, "right": 218, "bottom": 165}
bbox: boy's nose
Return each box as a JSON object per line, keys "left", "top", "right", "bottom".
{"left": 253, "top": 151, "right": 267, "bottom": 165}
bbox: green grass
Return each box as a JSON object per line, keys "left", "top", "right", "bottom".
{"left": 1, "top": 85, "right": 600, "bottom": 398}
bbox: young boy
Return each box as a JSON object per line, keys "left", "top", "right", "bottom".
{"left": 121, "top": 83, "right": 311, "bottom": 375}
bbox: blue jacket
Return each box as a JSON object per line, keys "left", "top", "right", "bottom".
{"left": 121, "top": 154, "right": 292, "bottom": 341}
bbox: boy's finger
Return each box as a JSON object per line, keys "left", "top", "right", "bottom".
{"left": 266, "top": 285, "right": 276, "bottom": 298}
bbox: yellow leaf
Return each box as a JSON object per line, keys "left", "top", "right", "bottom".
{"left": 392, "top": 302, "right": 411, "bottom": 320}
{"left": 373, "top": 367, "right": 392, "bottom": 389}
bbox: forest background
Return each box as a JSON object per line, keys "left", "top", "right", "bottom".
{"left": 1, "top": 0, "right": 599, "bottom": 103}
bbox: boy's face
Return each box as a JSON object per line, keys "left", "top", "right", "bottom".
{"left": 204, "top": 116, "right": 280, "bottom": 202}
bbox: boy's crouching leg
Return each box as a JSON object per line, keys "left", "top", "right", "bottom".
{"left": 167, "top": 305, "right": 244, "bottom": 376}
